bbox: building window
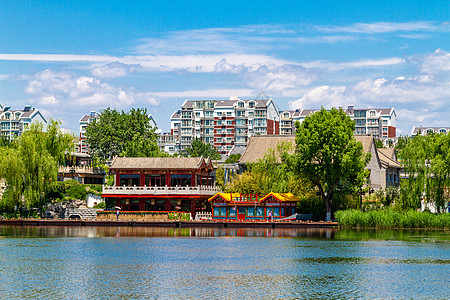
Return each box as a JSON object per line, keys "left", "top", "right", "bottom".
{"left": 170, "top": 174, "right": 191, "bottom": 187}
{"left": 119, "top": 174, "right": 140, "bottom": 186}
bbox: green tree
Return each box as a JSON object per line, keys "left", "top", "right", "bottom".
{"left": 400, "top": 133, "right": 450, "bottom": 211}
{"left": 375, "top": 139, "right": 384, "bottom": 149}
{"left": 185, "top": 137, "right": 221, "bottom": 160}
{"left": 225, "top": 154, "right": 241, "bottom": 164}
{"left": 85, "top": 107, "right": 161, "bottom": 161}
{"left": 290, "top": 107, "right": 370, "bottom": 220}
{"left": 226, "top": 142, "right": 316, "bottom": 197}
{"left": 0, "top": 121, "right": 74, "bottom": 211}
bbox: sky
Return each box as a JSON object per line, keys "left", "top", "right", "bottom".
{"left": 0, "top": 0, "right": 449, "bottom": 135}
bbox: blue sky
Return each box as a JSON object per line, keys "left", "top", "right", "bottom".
{"left": 0, "top": 0, "right": 449, "bottom": 135}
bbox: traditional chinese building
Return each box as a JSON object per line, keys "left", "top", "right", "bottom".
{"left": 209, "top": 192, "right": 299, "bottom": 221}
{"left": 102, "top": 156, "right": 219, "bottom": 216}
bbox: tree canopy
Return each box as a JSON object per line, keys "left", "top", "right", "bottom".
{"left": 184, "top": 137, "right": 221, "bottom": 160}
{"left": 85, "top": 108, "right": 163, "bottom": 161}
{"left": 399, "top": 133, "right": 450, "bottom": 211}
{"left": 290, "top": 107, "right": 370, "bottom": 220}
{"left": 0, "top": 120, "right": 74, "bottom": 211}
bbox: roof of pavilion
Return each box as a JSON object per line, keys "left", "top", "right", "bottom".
{"left": 110, "top": 156, "right": 213, "bottom": 170}
{"left": 259, "top": 192, "right": 300, "bottom": 202}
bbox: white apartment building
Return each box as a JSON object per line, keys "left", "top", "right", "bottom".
{"left": 411, "top": 126, "right": 450, "bottom": 136}
{"left": 167, "top": 97, "right": 280, "bottom": 155}
{"left": 280, "top": 106, "right": 397, "bottom": 139}
{"left": 0, "top": 103, "right": 47, "bottom": 141}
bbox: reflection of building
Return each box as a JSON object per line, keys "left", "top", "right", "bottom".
{"left": 279, "top": 106, "right": 397, "bottom": 139}
{"left": 0, "top": 103, "right": 47, "bottom": 141}
{"left": 57, "top": 153, "right": 105, "bottom": 184}
{"left": 209, "top": 192, "right": 298, "bottom": 221}
{"left": 168, "top": 97, "right": 280, "bottom": 155}
{"left": 102, "top": 156, "right": 220, "bottom": 216}
{"left": 411, "top": 126, "right": 449, "bottom": 136}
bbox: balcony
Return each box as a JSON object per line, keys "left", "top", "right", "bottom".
{"left": 58, "top": 166, "right": 105, "bottom": 175}
{"left": 103, "top": 185, "right": 221, "bottom": 196}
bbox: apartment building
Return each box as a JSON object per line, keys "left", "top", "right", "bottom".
{"left": 79, "top": 111, "right": 98, "bottom": 154}
{"left": 279, "top": 106, "right": 397, "bottom": 139}
{"left": 168, "top": 97, "right": 280, "bottom": 154}
{"left": 0, "top": 103, "right": 47, "bottom": 141}
{"left": 411, "top": 126, "right": 449, "bottom": 136}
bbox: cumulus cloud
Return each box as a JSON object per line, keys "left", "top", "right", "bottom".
{"left": 90, "top": 62, "right": 142, "bottom": 78}
{"left": 289, "top": 85, "right": 355, "bottom": 109}
{"left": 25, "top": 69, "right": 160, "bottom": 107}
{"left": 420, "top": 49, "right": 450, "bottom": 74}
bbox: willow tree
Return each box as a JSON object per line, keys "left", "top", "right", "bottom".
{"left": 0, "top": 120, "right": 73, "bottom": 211}
{"left": 400, "top": 133, "right": 450, "bottom": 211}
{"left": 291, "top": 107, "right": 370, "bottom": 221}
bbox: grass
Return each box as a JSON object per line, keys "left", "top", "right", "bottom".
{"left": 335, "top": 209, "right": 450, "bottom": 229}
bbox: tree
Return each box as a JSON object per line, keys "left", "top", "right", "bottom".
{"left": 85, "top": 107, "right": 161, "bottom": 161}
{"left": 0, "top": 120, "right": 74, "bottom": 211}
{"left": 290, "top": 107, "right": 370, "bottom": 220}
{"left": 225, "top": 154, "right": 241, "bottom": 164}
{"left": 184, "top": 137, "right": 221, "bottom": 160}
{"left": 226, "top": 141, "right": 316, "bottom": 197}
{"left": 375, "top": 139, "right": 384, "bottom": 149}
{"left": 400, "top": 133, "right": 450, "bottom": 211}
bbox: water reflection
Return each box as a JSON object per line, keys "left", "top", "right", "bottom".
{"left": 0, "top": 225, "right": 449, "bottom": 299}
{"left": 0, "top": 225, "right": 338, "bottom": 239}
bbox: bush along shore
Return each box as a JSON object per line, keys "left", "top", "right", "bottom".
{"left": 335, "top": 209, "right": 450, "bottom": 229}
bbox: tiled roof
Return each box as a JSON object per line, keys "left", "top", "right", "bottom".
{"left": 354, "top": 135, "right": 374, "bottom": 154}
{"left": 181, "top": 99, "right": 271, "bottom": 109}
{"left": 239, "top": 135, "right": 295, "bottom": 164}
{"left": 111, "top": 156, "right": 212, "bottom": 170}
{"left": 377, "top": 149, "right": 401, "bottom": 169}
{"left": 260, "top": 192, "right": 300, "bottom": 202}
{"left": 208, "top": 192, "right": 242, "bottom": 202}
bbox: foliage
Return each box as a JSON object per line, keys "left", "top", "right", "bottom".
{"left": 0, "top": 120, "right": 74, "bottom": 211}
{"left": 85, "top": 107, "right": 162, "bottom": 161}
{"left": 375, "top": 139, "right": 384, "bottom": 149}
{"left": 335, "top": 209, "right": 450, "bottom": 229}
{"left": 290, "top": 107, "right": 370, "bottom": 217}
{"left": 226, "top": 142, "right": 317, "bottom": 199}
{"left": 225, "top": 154, "right": 242, "bottom": 164}
{"left": 184, "top": 137, "right": 221, "bottom": 160}
{"left": 215, "top": 166, "right": 225, "bottom": 190}
{"left": 399, "top": 133, "right": 450, "bottom": 211}
{"left": 93, "top": 202, "right": 106, "bottom": 209}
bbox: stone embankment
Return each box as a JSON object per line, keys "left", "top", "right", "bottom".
{"left": 44, "top": 199, "right": 97, "bottom": 220}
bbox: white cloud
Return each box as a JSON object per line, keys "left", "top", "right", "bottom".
{"left": 90, "top": 62, "right": 141, "bottom": 78}
{"left": 153, "top": 88, "right": 255, "bottom": 99}
{"left": 0, "top": 74, "right": 9, "bottom": 80}
{"left": 420, "top": 49, "right": 450, "bottom": 74}
{"left": 317, "top": 21, "right": 440, "bottom": 34}
{"left": 25, "top": 69, "right": 160, "bottom": 107}
{"left": 244, "top": 64, "right": 316, "bottom": 95}
{"left": 301, "top": 57, "right": 405, "bottom": 71}
{"left": 289, "top": 85, "right": 355, "bottom": 109}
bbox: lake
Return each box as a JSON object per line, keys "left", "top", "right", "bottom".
{"left": 0, "top": 225, "right": 449, "bottom": 299}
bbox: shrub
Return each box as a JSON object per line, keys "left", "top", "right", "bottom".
{"left": 335, "top": 208, "right": 450, "bottom": 229}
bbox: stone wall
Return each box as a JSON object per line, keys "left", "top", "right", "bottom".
{"left": 97, "top": 213, "right": 169, "bottom": 221}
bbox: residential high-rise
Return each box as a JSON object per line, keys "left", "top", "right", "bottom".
{"left": 169, "top": 97, "right": 280, "bottom": 154}
{"left": 279, "top": 106, "right": 397, "bottom": 139}
{"left": 79, "top": 111, "right": 98, "bottom": 154}
{"left": 0, "top": 103, "right": 47, "bottom": 141}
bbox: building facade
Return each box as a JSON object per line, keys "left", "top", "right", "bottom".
{"left": 102, "top": 156, "right": 220, "bottom": 216}
{"left": 279, "top": 106, "right": 397, "bottom": 139}
{"left": 79, "top": 111, "right": 98, "bottom": 154}
{"left": 0, "top": 103, "right": 47, "bottom": 141}
{"left": 167, "top": 97, "right": 280, "bottom": 155}
{"left": 411, "top": 126, "right": 450, "bottom": 136}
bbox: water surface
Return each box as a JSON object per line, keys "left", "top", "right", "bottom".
{"left": 0, "top": 225, "right": 449, "bottom": 299}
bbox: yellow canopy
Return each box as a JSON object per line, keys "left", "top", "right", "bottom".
{"left": 208, "top": 192, "right": 242, "bottom": 202}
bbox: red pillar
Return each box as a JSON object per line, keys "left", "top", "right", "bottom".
{"left": 140, "top": 171, "right": 145, "bottom": 186}
{"left": 165, "top": 198, "right": 171, "bottom": 211}
{"left": 191, "top": 174, "right": 195, "bottom": 186}
{"left": 166, "top": 173, "right": 171, "bottom": 186}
